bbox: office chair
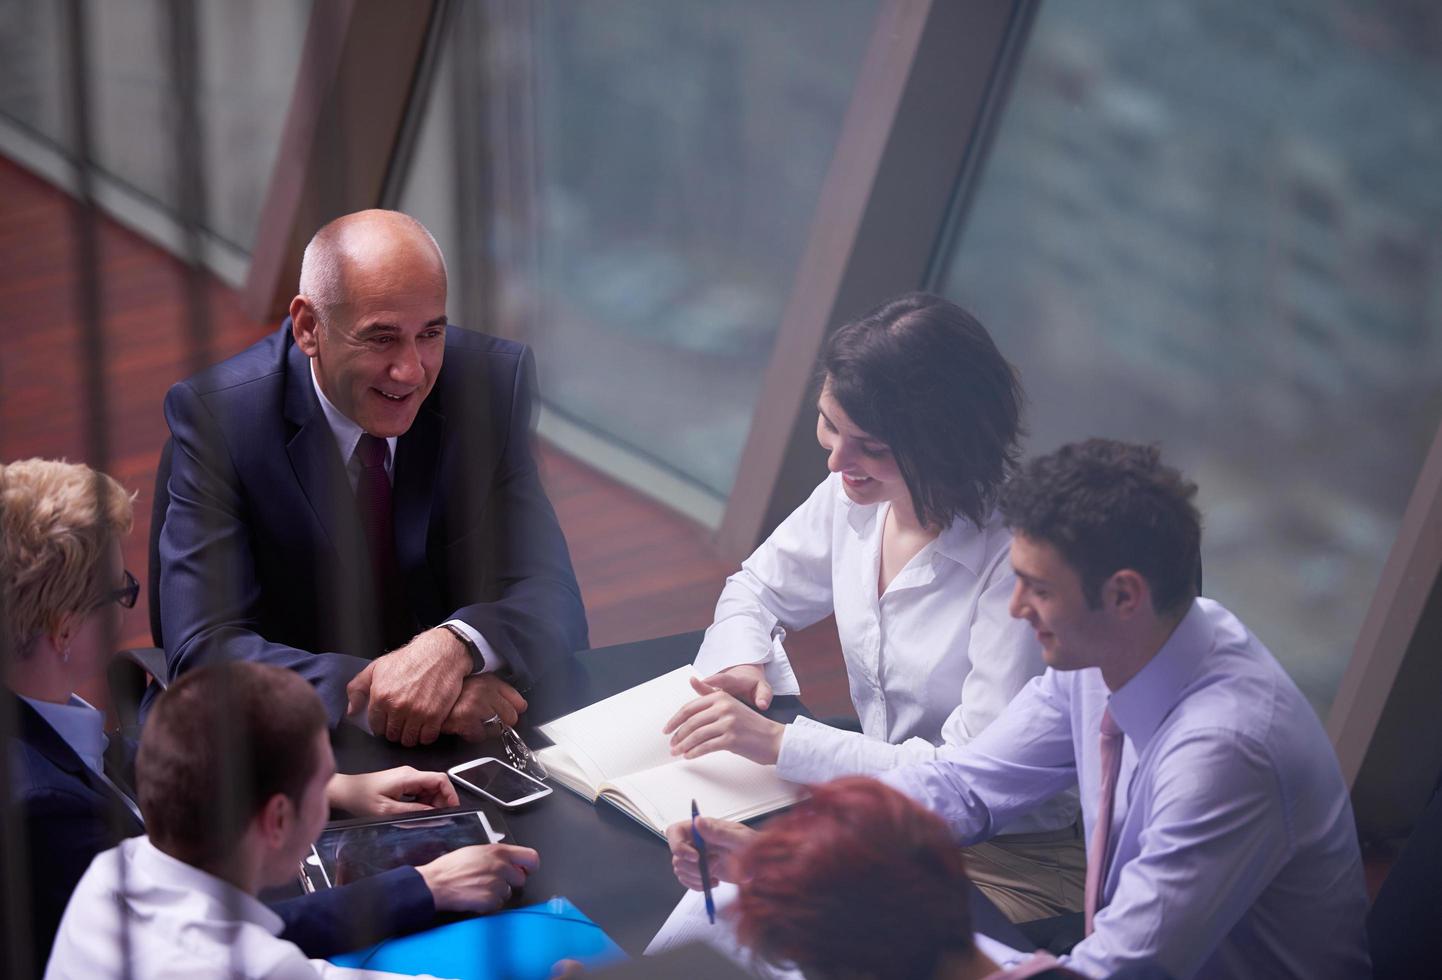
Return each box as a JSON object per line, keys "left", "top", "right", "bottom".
{"left": 1367, "top": 774, "right": 1442, "bottom": 979}
{"left": 107, "top": 438, "right": 173, "bottom": 732}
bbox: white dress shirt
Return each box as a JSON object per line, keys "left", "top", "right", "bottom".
{"left": 885, "top": 598, "right": 1371, "bottom": 979}
{"left": 309, "top": 362, "right": 503, "bottom": 673}
{"left": 695, "top": 473, "right": 1076, "bottom": 834}
{"left": 46, "top": 836, "right": 440, "bottom": 980}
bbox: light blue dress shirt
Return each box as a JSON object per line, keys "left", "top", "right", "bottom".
{"left": 20, "top": 693, "right": 108, "bottom": 774}
{"left": 21, "top": 693, "right": 145, "bottom": 823}
{"left": 886, "top": 598, "right": 1370, "bottom": 979}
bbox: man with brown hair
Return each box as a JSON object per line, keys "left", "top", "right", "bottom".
{"left": 2, "top": 459, "right": 543, "bottom": 975}
{"left": 46, "top": 661, "right": 538, "bottom": 978}
{"left": 885, "top": 440, "right": 1368, "bottom": 977}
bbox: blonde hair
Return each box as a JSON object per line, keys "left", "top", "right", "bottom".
{"left": 0, "top": 459, "right": 134, "bottom": 659}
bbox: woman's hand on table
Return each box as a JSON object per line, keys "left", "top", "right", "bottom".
{"left": 326, "top": 766, "right": 459, "bottom": 816}
{"left": 664, "top": 816, "right": 756, "bottom": 891}
{"left": 704, "top": 662, "right": 774, "bottom": 709}
{"left": 662, "top": 675, "right": 785, "bottom": 765}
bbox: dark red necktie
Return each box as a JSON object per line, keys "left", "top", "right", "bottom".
{"left": 354, "top": 434, "right": 409, "bottom": 650}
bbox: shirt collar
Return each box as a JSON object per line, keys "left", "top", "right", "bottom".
{"left": 309, "top": 360, "right": 397, "bottom": 468}
{"left": 132, "top": 837, "right": 284, "bottom": 936}
{"left": 19, "top": 693, "right": 107, "bottom": 774}
{"left": 930, "top": 512, "right": 993, "bottom": 576}
{"left": 838, "top": 477, "right": 991, "bottom": 577}
{"left": 1106, "top": 599, "right": 1211, "bottom": 753}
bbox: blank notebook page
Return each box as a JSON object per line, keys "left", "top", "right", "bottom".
{"left": 538, "top": 666, "right": 700, "bottom": 782}
{"left": 613, "top": 751, "right": 801, "bottom": 829}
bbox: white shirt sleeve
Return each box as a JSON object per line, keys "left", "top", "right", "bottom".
{"left": 948, "top": 553, "right": 1047, "bottom": 748}
{"left": 283, "top": 958, "right": 449, "bottom": 979}
{"left": 774, "top": 548, "right": 1047, "bottom": 784}
{"left": 693, "top": 478, "right": 839, "bottom": 696}
{"left": 778, "top": 715, "right": 963, "bottom": 781}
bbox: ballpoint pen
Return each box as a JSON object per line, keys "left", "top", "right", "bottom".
{"left": 691, "top": 798, "right": 716, "bottom": 925}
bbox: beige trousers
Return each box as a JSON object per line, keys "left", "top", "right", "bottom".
{"left": 962, "top": 824, "right": 1087, "bottom": 923}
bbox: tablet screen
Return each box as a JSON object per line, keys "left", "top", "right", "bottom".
{"left": 302, "top": 810, "right": 504, "bottom": 890}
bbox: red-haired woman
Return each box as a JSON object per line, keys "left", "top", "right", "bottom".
{"left": 666, "top": 777, "right": 1087, "bottom": 980}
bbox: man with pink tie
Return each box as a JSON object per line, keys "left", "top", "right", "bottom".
{"left": 885, "top": 439, "right": 1369, "bottom": 978}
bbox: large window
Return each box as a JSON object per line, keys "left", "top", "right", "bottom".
{"left": 0, "top": 0, "right": 68, "bottom": 146}
{"left": 936, "top": 0, "right": 1442, "bottom": 713}
{"left": 0, "top": 0, "right": 311, "bottom": 255}
{"left": 401, "top": 0, "right": 880, "bottom": 520}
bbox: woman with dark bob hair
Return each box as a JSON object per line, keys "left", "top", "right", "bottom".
{"left": 666, "top": 778, "right": 1089, "bottom": 979}
{"left": 663, "top": 293, "right": 1081, "bottom": 921}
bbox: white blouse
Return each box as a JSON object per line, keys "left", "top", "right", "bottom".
{"left": 695, "top": 473, "right": 1076, "bottom": 834}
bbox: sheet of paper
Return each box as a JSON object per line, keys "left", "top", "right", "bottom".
{"left": 649, "top": 886, "right": 1030, "bottom": 978}
{"left": 645, "top": 885, "right": 800, "bottom": 979}
{"left": 609, "top": 751, "right": 802, "bottom": 830}
{"left": 538, "top": 666, "right": 700, "bottom": 783}
{"left": 973, "top": 932, "right": 1028, "bottom": 968}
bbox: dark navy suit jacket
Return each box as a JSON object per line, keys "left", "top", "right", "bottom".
{"left": 155, "top": 322, "right": 588, "bottom": 723}
{"left": 4, "top": 693, "right": 433, "bottom": 977}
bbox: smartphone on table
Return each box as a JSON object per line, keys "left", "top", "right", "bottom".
{"left": 449, "top": 757, "right": 552, "bottom": 809}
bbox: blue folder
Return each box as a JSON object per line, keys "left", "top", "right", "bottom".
{"left": 330, "top": 896, "right": 628, "bottom": 979}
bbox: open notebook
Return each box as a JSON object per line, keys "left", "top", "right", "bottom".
{"left": 535, "top": 666, "right": 804, "bottom": 837}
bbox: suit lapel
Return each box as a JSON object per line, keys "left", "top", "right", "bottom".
{"left": 9, "top": 694, "right": 144, "bottom": 835}
{"left": 283, "top": 340, "right": 363, "bottom": 559}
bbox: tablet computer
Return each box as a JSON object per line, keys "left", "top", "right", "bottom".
{"left": 299, "top": 808, "right": 508, "bottom": 893}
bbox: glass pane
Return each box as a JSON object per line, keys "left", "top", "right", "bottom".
{"left": 409, "top": 0, "right": 880, "bottom": 502}
{"left": 0, "top": 0, "right": 70, "bottom": 146}
{"left": 396, "top": 31, "right": 461, "bottom": 298}
{"left": 85, "top": 0, "right": 310, "bottom": 250}
{"left": 194, "top": 0, "right": 312, "bottom": 250}
{"left": 936, "top": 0, "right": 1442, "bottom": 714}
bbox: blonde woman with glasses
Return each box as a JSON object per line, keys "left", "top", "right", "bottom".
{"left": 0, "top": 458, "right": 535, "bottom": 977}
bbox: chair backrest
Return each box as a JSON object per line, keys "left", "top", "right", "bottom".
{"left": 1367, "top": 774, "right": 1442, "bottom": 978}
{"left": 148, "top": 437, "right": 173, "bottom": 650}
{"left": 107, "top": 646, "right": 169, "bottom": 732}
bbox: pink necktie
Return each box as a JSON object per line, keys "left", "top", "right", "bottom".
{"left": 1084, "top": 707, "right": 1123, "bottom": 935}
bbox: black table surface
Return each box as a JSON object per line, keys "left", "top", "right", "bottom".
{"left": 330, "top": 629, "right": 1033, "bottom": 957}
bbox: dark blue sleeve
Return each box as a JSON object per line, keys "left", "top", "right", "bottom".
{"left": 1369, "top": 779, "right": 1442, "bottom": 980}
{"left": 17, "top": 787, "right": 129, "bottom": 976}
{"left": 158, "top": 381, "right": 370, "bottom": 724}
{"left": 446, "top": 347, "right": 588, "bottom": 689}
{"left": 271, "top": 865, "right": 435, "bottom": 958}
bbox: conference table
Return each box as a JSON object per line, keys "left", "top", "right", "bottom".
{"left": 330, "top": 629, "right": 1033, "bottom": 959}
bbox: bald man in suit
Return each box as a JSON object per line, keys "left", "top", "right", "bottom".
{"left": 156, "top": 210, "right": 588, "bottom": 744}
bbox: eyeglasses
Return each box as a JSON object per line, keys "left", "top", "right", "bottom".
{"left": 497, "top": 722, "right": 549, "bottom": 781}
{"left": 104, "top": 570, "right": 140, "bottom": 610}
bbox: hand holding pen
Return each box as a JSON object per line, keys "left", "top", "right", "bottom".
{"left": 692, "top": 800, "right": 716, "bottom": 923}
{"left": 664, "top": 809, "right": 759, "bottom": 911}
